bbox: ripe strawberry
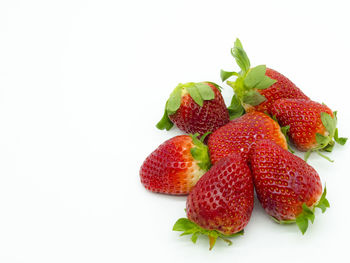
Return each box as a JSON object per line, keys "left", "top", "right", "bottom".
{"left": 156, "top": 82, "right": 230, "bottom": 136}
{"left": 173, "top": 153, "right": 254, "bottom": 249}
{"left": 250, "top": 139, "right": 330, "bottom": 234}
{"left": 140, "top": 134, "right": 211, "bottom": 195}
{"left": 270, "top": 98, "right": 347, "bottom": 160}
{"left": 208, "top": 111, "right": 287, "bottom": 165}
{"left": 220, "top": 39, "right": 309, "bottom": 118}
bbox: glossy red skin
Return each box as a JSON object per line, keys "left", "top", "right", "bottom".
{"left": 208, "top": 111, "right": 287, "bottom": 165}
{"left": 270, "top": 98, "right": 334, "bottom": 151}
{"left": 186, "top": 153, "right": 254, "bottom": 235}
{"left": 169, "top": 83, "right": 230, "bottom": 137}
{"left": 250, "top": 139, "right": 322, "bottom": 221}
{"left": 246, "top": 68, "right": 309, "bottom": 114}
{"left": 140, "top": 135, "right": 203, "bottom": 195}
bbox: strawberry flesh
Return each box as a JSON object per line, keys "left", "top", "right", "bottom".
{"left": 270, "top": 98, "right": 333, "bottom": 151}
{"left": 208, "top": 111, "right": 287, "bottom": 164}
{"left": 140, "top": 135, "right": 208, "bottom": 195}
{"left": 169, "top": 82, "right": 229, "bottom": 136}
{"left": 252, "top": 68, "right": 309, "bottom": 113}
{"left": 186, "top": 153, "right": 254, "bottom": 235}
{"left": 250, "top": 139, "right": 323, "bottom": 221}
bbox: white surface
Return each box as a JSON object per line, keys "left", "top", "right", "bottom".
{"left": 0, "top": 0, "right": 349, "bottom": 262}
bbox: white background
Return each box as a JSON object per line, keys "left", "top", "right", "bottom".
{"left": 0, "top": 0, "right": 349, "bottom": 262}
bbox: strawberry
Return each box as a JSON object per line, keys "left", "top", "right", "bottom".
{"left": 173, "top": 153, "right": 254, "bottom": 249}
{"left": 250, "top": 139, "right": 330, "bottom": 234}
{"left": 140, "top": 134, "right": 211, "bottom": 195}
{"left": 156, "top": 82, "right": 230, "bottom": 136}
{"left": 270, "top": 98, "right": 347, "bottom": 160}
{"left": 220, "top": 39, "right": 309, "bottom": 118}
{"left": 208, "top": 111, "right": 287, "bottom": 165}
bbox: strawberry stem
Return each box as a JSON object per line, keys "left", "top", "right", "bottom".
{"left": 200, "top": 131, "right": 212, "bottom": 142}
{"left": 222, "top": 38, "right": 276, "bottom": 111}
{"left": 316, "top": 150, "right": 334, "bottom": 162}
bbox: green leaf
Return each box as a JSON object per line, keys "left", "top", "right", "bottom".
{"left": 189, "top": 134, "right": 211, "bottom": 171}
{"left": 315, "top": 186, "right": 330, "bottom": 213}
{"left": 254, "top": 76, "right": 277, "bottom": 90}
{"left": 295, "top": 204, "right": 315, "bottom": 234}
{"left": 208, "top": 235, "right": 218, "bottom": 250}
{"left": 334, "top": 128, "right": 347, "bottom": 145}
{"left": 231, "top": 38, "right": 250, "bottom": 74}
{"left": 220, "top": 69, "right": 238, "bottom": 82}
{"left": 272, "top": 217, "right": 296, "bottom": 224}
{"left": 205, "top": 81, "right": 222, "bottom": 92}
{"left": 173, "top": 218, "right": 197, "bottom": 232}
{"left": 227, "top": 76, "right": 246, "bottom": 99}
{"left": 200, "top": 131, "right": 212, "bottom": 142}
{"left": 190, "top": 147, "right": 201, "bottom": 159}
{"left": 242, "top": 90, "right": 266, "bottom": 106}
{"left": 333, "top": 110, "right": 338, "bottom": 118}
{"left": 304, "top": 150, "right": 312, "bottom": 162}
{"left": 302, "top": 204, "right": 315, "bottom": 223}
{"left": 195, "top": 83, "right": 215, "bottom": 100}
{"left": 244, "top": 65, "right": 267, "bottom": 89}
{"left": 173, "top": 217, "right": 243, "bottom": 250}
{"left": 280, "top": 125, "right": 289, "bottom": 137}
{"left": 321, "top": 112, "right": 336, "bottom": 137}
{"left": 323, "top": 143, "right": 335, "bottom": 152}
{"left": 271, "top": 114, "right": 278, "bottom": 122}
{"left": 227, "top": 94, "right": 245, "bottom": 120}
{"left": 191, "top": 232, "right": 199, "bottom": 243}
{"left": 296, "top": 216, "right": 309, "bottom": 235}
{"left": 280, "top": 125, "right": 295, "bottom": 153}
{"left": 187, "top": 85, "right": 203, "bottom": 107}
{"left": 166, "top": 85, "right": 183, "bottom": 115}
{"left": 234, "top": 38, "right": 244, "bottom": 49}
{"left": 180, "top": 229, "right": 196, "bottom": 236}
{"left": 156, "top": 105, "right": 174, "bottom": 131}
{"left": 315, "top": 133, "right": 330, "bottom": 147}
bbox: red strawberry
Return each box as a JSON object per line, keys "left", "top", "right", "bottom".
{"left": 140, "top": 134, "right": 211, "bottom": 195}
{"left": 156, "top": 82, "right": 230, "bottom": 136}
{"left": 270, "top": 98, "right": 347, "bottom": 160}
{"left": 250, "top": 139, "right": 330, "bottom": 234}
{"left": 255, "top": 68, "right": 310, "bottom": 113}
{"left": 220, "top": 39, "right": 309, "bottom": 118}
{"left": 208, "top": 111, "right": 287, "bottom": 165}
{"left": 173, "top": 153, "right": 254, "bottom": 249}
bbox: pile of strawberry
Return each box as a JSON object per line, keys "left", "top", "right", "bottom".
{"left": 139, "top": 39, "right": 347, "bottom": 250}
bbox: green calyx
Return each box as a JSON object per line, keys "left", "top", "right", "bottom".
{"left": 190, "top": 133, "right": 212, "bottom": 171}
{"left": 272, "top": 186, "right": 330, "bottom": 234}
{"left": 304, "top": 111, "right": 347, "bottom": 162}
{"left": 173, "top": 218, "right": 244, "bottom": 250}
{"left": 227, "top": 94, "right": 245, "bottom": 120}
{"left": 156, "top": 82, "right": 220, "bottom": 131}
{"left": 220, "top": 38, "right": 276, "bottom": 119}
